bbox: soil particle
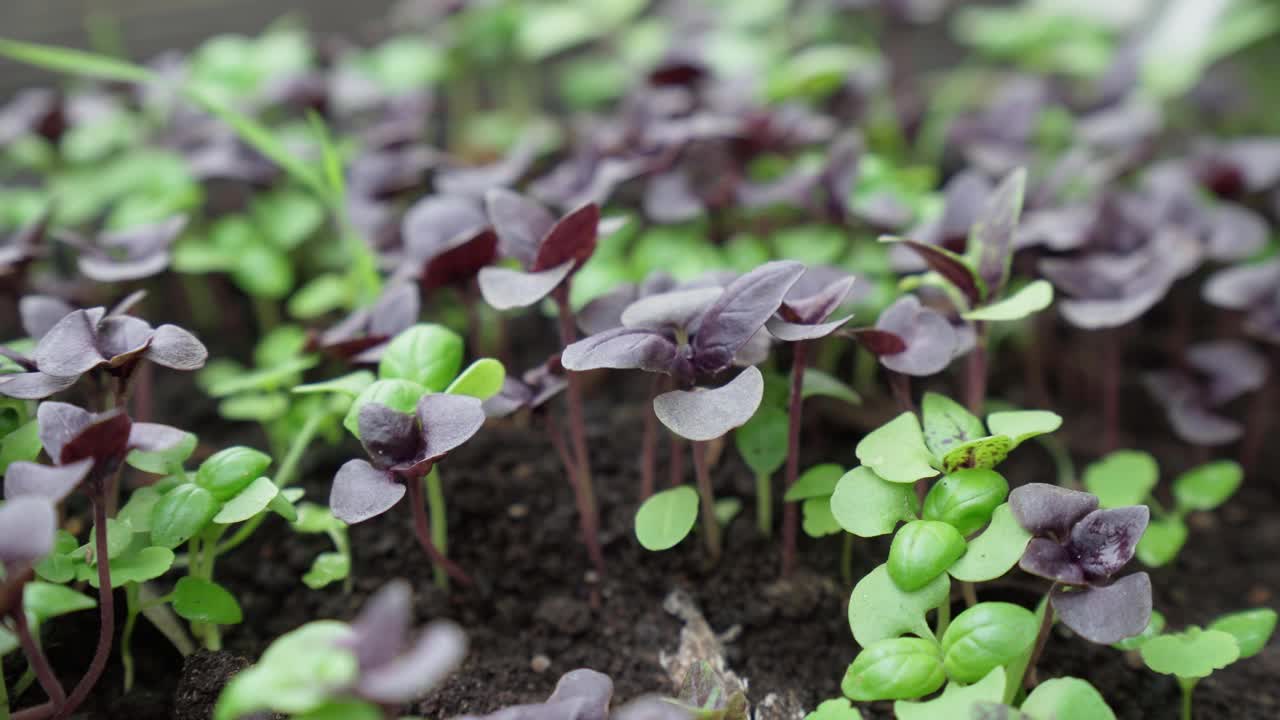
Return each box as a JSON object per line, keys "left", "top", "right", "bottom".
{"left": 172, "top": 651, "right": 251, "bottom": 720}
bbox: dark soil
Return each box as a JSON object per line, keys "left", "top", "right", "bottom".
{"left": 10, "top": 309, "right": 1280, "bottom": 720}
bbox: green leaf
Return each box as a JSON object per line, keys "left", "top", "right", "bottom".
{"left": 635, "top": 486, "right": 699, "bottom": 551}
{"left": 830, "top": 466, "right": 920, "bottom": 538}
{"left": 1173, "top": 460, "right": 1242, "bottom": 511}
{"left": 888, "top": 520, "right": 967, "bottom": 592}
{"left": 1113, "top": 611, "right": 1166, "bottom": 652}
{"left": 293, "top": 700, "right": 383, "bottom": 720}
{"left": 23, "top": 581, "right": 96, "bottom": 624}
{"left": 0, "top": 420, "right": 42, "bottom": 475}
{"left": 378, "top": 324, "right": 464, "bottom": 391}
{"left": 940, "top": 435, "right": 1013, "bottom": 473}
{"left": 91, "top": 546, "right": 175, "bottom": 588}
{"left": 445, "top": 358, "right": 506, "bottom": 400}
{"left": 294, "top": 371, "right": 375, "bottom": 398}
{"left": 1083, "top": 450, "right": 1159, "bottom": 508}
{"left": 735, "top": 405, "right": 790, "bottom": 478}
{"left": 941, "top": 603, "right": 1037, "bottom": 682}
{"left": 197, "top": 447, "right": 272, "bottom": 501}
{"left": 849, "top": 564, "right": 951, "bottom": 647}
{"left": 251, "top": 188, "right": 324, "bottom": 250}
{"left": 768, "top": 44, "right": 879, "bottom": 102}
{"left": 292, "top": 503, "right": 346, "bottom": 534}
{"left": 802, "top": 368, "right": 861, "bottom": 406}
{"left": 1208, "top": 609, "right": 1277, "bottom": 659}
{"left": 922, "top": 469, "right": 1009, "bottom": 536}
{"left": 0, "top": 38, "right": 155, "bottom": 83}
{"left": 127, "top": 431, "right": 197, "bottom": 474}
{"left": 986, "top": 409, "right": 1063, "bottom": 448}
{"left": 208, "top": 356, "right": 318, "bottom": 397}
{"left": 1135, "top": 516, "right": 1187, "bottom": 567}
{"left": 841, "top": 637, "right": 946, "bottom": 702}
{"left": 268, "top": 490, "right": 299, "bottom": 523}
{"left": 289, "top": 273, "right": 352, "bottom": 319}
{"left": 219, "top": 393, "right": 290, "bottom": 422}
{"left": 213, "top": 476, "right": 280, "bottom": 524}
{"left": 949, "top": 503, "right": 1033, "bottom": 582}
{"left": 803, "top": 698, "right": 863, "bottom": 720}
{"left": 856, "top": 412, "right": 939, "bottom": 484}
{"left": 1141, "top": 627, "right": 1240, "bottom": 679}
{"left": 231, "top": 243, "right": 294, "bottom": 299}
{"left": 922, "top": 392, "right": 986, "bottom": 458}
{"left": 517, "top": 4, "right": 596, "bottom": 60}
{"left": 894, "top": 667, "right": 1006, "bottom": 719}
{"left": 715, "top": 497, "right": 743, "bottom": 527}
{"left": 802, "top": 498, "right": 842, "bottom": 538}
{"left": 784, "top": 464, "right": 845, "bottom": 501}
{"left": 82, "top": 518, "right": 134, "bottom": 564}
{"left": 343, "top": 379, "right": 426, "bottom": 438}
{"left": 118, "top": 486, "right": 162, "bottom": 533}
{"left": 303, "top": 552, "right": 351, "bottom": 590}
{"left": 1021, "top": 677, "right": 1117, "bottom": 720}
{"left": 34, "top": 531, "right": 79, "bottom": 583}
{"left": 214, "top": 621, "right": 358, "bottom": 720}
{"left": 962, "top": 280, "right": 1053, "bottom": 322}
{"left": 150, "top": 484, "right": 219, "bottom": 548}
{"left": 172, "top": 577, "right": 243, "bottom": 625}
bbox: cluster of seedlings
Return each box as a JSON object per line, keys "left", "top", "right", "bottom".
{"left": 1, "top": 0, "right": 1279, "bottom": 718}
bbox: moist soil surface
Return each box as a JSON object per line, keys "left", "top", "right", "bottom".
{"left": 11, "top": 313, "right": 1280, "bottom": 720}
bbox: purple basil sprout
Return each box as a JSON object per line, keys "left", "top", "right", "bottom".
{"left": 1203, "top": 258, "right": 1280, "bottom": 345}
{"left": 58, "top": 215, "right": 188, "bottom": 283}
{"left": 434, "top": 130, "right": 546, "bottom": 198}
{"left": 338, "top": 580, "right": 467, "bottom": 705}
{"left": 329, "top": 394, "right": 485, "bottom": 585}
{"left": 889, "top": 171, "right": 992, "bottom": 274}
{"left": 1009, "top": 483, "right": 1152, "bottom": 645}
{"left": 348, "top": 144, "right": 440, "bottom": 201}
{"left": 765, "top": 267, "right": 857, "bottom": 576}
{"left": 865, "top": 295, "right": 962, "bottom": 377}
{"left": 0, "top": 302, "right": 207, "bottom": 400}
{"left": 0, "top": 207, "right": 53, "bottom": 276}
{"left": 174, "top": 122, "right": 280, "bottom": 187}
{"left": 396, "top": 195, "right": 499, "bottom": 293}
{"left": 313, "top": 282, "right": 420, "bottom": 363}
{"left": 948, "top": 76, "right": 1053, "bottom": 176}
{"left": 0, "top": 89, "right": 65, "bottom": 148}
{"left": 455, "top": 668, "right": 694, "bottom": 720}
{"left": 1141, "top": 340, "right": 1268, "bottom": 446}
{"left": 477, "top": 190, "right": 602, "bottom": 310}
{"left": 481, "top": 357, "right": 567, "bottom": 419}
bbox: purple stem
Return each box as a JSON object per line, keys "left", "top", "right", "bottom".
{"left": 1020, "top": 584, "right": 1058, "bottom": 690}
{"left": 1101, "top": 327, "right": 1122, "bottom": 454}
{"left": 1240, "top": 347, "right": 1278, "bottom": 480}
{"left": 639, "top": 374, "right": 663, "bottom": 500}
{"left": 669, "top": 434, "right": 686, "bottom": 487}
{"left": 889, "top": 371, "right": 914, "bottom": 413}
{"left": 691, "top": 441, "right": 722, "bottom": 562}
{"left": 405, "top": 472, "right": 473, "bottom": 587}
{"left": 54, "top": 495, "right": 114, "bottom": 720}
{"left": 552, "top": 288, "right": 605, "bottom": 576}
{"left": 780, "top": 341, "right": 809, "bottom": 577}
{"left": 13, "top": 604, "right": 66, "bottom": 708}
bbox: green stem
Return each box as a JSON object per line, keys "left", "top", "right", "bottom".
{"left": 1180, "top": 679, "right": 1196, "bottom": 720}
{"left": 12, "top": 668, "right": 34, "bottom": 699}
{"left": 1010, "top": 590, "right": 1056, "bottom": 701}
{"left": 755, "top": 472, "right": 772, "bottom": 537}
{"left": 121, "top": 584, "right": 139, "bottom": 692}
{"left": 935, "top": 596, "right": 951, "bottom": 637}
{"left": 214, "top": 411, "right": 324, "bottom": 558}
{"left": 425, "top": 468, "right": 449, "bottom": 590}
{"left": 841, "top": 533, "right": 855, "bottom": 587}
{"left": 1, "top": 667, "right": 9, "bottom": 720}
{"left": 251, "top": 296, "right": 279, "bottom": 336}
{"left": 692, "top": 442, "right": 722, "bottom": 563}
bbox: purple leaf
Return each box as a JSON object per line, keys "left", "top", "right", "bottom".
{"left": 653, "top": 365, "right": 764, "bottom": 441}
{"left": 0, "top": 496, "right": 56, "bottom": 567}
{"left": 345, "top": 579, "right": 413, "bottom": 670}
{"left": 1019, "top": 538, "right": 1086, "bottom": 585}
{"left": 532, "top": 203, "right": 600, "bottom": 272}
{"left": 1057, "top": 285, "right": 1172, "bottom": 330}
{"left": 544, "top": 669, "right": 614, "bottom": 720}
{"left": 1187, "top": 341, "right": 1268, "bottom": 404}
{"left": 614, "top": 698, "right": 695, "bottom": 720}
{"left": 436, "top": 132, "right": 541, "bottom": 197}
{"left": 146, "top": 325, "right": 208, "bottom": 370}
{"left": 1204, "top": 204, "right": 1268, "bottom": 262}
{"left": 486, "top": 189, "right": 556, "bottom": 266}
{"left": 369, "top": 284, "right": 422, "bottom": 339}
{"left": 358, "top": 620, "right": 468, "bottom": 703}
{"left": 33, "top": 309, "right": 104, "bottom": 377}
{"left": 970, "top": 168, "right": 1026, "bottom": 297}
{"left": 359, "top": 403, "right": 420, "bottom": 469}
{"left": 576, "top": 284, "right": 644, "bottom": 335}
{"left": 127, "top": 423, "right": 188, "bottom": 453}
{"left": 620, "top": 288, "right": 723, "bottom": 331}
{"left": 782, "top": 271, "right": 857, "bottom": 324}
{"left": 1070, "top": 507, "right": 1148, "bottom": 581}
{"left": 401, "top": 195, "right": 496, "bottom": 289}
{"left": 692, "top": 261, "right": 805, "bottom": 375}
{"left": 19, "top": 295, "right": 74, "bottom": 341}
{"left": 560, "top": 327, "right": 678, "bottom": 373}
{"left": 1203, "top": 259, "right": 1280, "bottom": 310}
{"left": 414, "top": 393, "right": 486, "bottom": 464}
{"left": 330, "top": 459, "right": 405, "bottom": 524}
{"left": 1009, "top": 483, "right": 1100, "bottom": 539}
{"left": 1052, "top": 573, "right": 1152, "bottom": 644}
{"left": 3, "top": 458, "right": 92, "bottom": 502}
{"left": 1166, "top": 400, "right": 1242, "bottom": 446}
{"left": 0, "top": 371, "right": 78, "bottom": 400}
{"left": 644, "top": 171, "right": 704, "bottom": 223}
{"left": 37, "top": 402, "right": 92, "bottom": 465}
{"left": 421, "top": 230, "right": 499, "bottom": 292}
{"left": 59, "top": 410, "right": 132, "bottom": 465}
{"left": 96, "top": 316, "right": 154, "bottom": 366}
{"left": 874, "top": 295, "right": 959, "bottom": 376}
{"left": 482, "top": 377, "right": 535, "bottom": 419}
{"left": 765, "top": 314, "right": 853, "bottom": 342}
{"left": 78, "top": 215, "right": 187, "bottom": 282}
{"left": 477, "top": 262, "right": 575, "bottom": 310}
{"left": 892, "top": 239, "right": 983, "bottom": 305}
